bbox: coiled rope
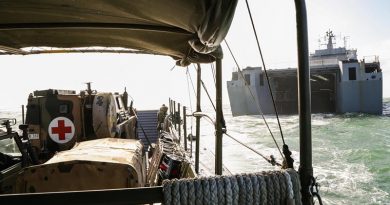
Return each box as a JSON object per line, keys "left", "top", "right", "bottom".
{"left": 288, "top": 169, "right": 302, "bottom": 205}
{"left": 202, "top": 177, "right": 211, "bottom": 205}
{"left": 162, "top": 169, "right": 301, "bottom": 205}
{"left": 185, "top": 67, "right": 195, "bottom": 158}
{"left": 257, "top": 174, "right": 267, "bottom": 204}
{"left": 222, "top": 177, "right": 231, "bottom": 204}
{"left": 217, "top": 177, "right": 225, "bottom": 205}
{"left": 249, "top": 174, "right": 260, "bottom": 204}
{"left": 209, "top": 177, "right": 217, "bottom": 205}
{"left": 188, "top": 179, "right": 196, "bottom": 205}
{"left": 180, "top": 179, "right": 188, "bottom": 205}
{"left": 194, "top": 178, "right": 203, "bottom": 205}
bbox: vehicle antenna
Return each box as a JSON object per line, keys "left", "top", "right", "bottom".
{"left": 85, "top": 82, "right": 93, "bottom": 95}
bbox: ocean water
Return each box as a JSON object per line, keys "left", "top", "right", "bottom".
{"left": 1, "top": 100, "right": 389, "bottom": 204}
{"left": 193, "top": 99, "right": 390, "bottom": 204}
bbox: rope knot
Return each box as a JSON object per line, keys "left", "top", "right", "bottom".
{"left": 282, "top": 144, "right": 295, "bottom": 169}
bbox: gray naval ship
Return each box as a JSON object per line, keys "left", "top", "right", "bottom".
{"left": 227, "top": 31, "right": 383, "bottom": 116}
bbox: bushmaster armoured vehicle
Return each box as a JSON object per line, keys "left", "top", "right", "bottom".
{"left": 0, "top": 84, "right": 192, "bottom": 194}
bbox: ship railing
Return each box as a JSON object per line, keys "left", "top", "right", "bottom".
{"left": 363, "top": 55, "right": 380, "bottom": 64}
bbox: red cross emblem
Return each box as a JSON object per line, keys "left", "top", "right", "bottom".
{"left": 51, "top": 120, "right": 72, "bottom": 140}
{"left": 48, "top": 117, "right": 75, "bottom": 144}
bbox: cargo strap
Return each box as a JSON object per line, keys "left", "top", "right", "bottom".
{"left": 162, "top": 169, "right": 302, "bottom": 205}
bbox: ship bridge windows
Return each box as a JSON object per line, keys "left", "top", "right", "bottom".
{"left": 245, "top": 74, "right": 251, "bottom": 85}
{"left": 349, "top": 67, "right": 356, "bottom": 80}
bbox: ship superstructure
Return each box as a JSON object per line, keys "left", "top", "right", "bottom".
{"left": 227, "top": 31, "right": 382, "bottom": 116}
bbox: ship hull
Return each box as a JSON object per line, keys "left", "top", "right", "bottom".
{"left": 227, "top": 67, "right": 382, "bottom": 116}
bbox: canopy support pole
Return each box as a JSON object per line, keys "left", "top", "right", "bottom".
{"left": 195, "top": 63, "right": 202, "bottom": 174}
{"left": 215, "top": 58, "right": 223, "bottom": 175}
{"left": 294, "top": 0, "right": 313, "bottom": 204}
{"left": 178, "top": 103, "right": 181, "bottom": 142}
{"left": 183, "top": 106, "right": 187, "bottom": 151}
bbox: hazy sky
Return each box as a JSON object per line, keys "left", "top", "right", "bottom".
{"left": 1, "top": 0, "right": 389, "bottom": 111}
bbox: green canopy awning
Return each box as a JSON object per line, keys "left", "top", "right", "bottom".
{"left": 0, "top": 0, "right": 238, "bottom": 66}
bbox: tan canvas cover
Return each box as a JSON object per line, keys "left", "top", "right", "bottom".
{"left": 14, "top": 138, "right": 146, "bottom": 193}
{"left": 0, "top": 0, "right": 238, "bottom": 66}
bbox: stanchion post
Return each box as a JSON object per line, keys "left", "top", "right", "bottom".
{"left": 183, "top": 106, "right": 187, "bottom": 151}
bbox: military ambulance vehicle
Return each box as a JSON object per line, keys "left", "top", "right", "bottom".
{"left": 0, "top": 84, "right": 192, "bottom": 194}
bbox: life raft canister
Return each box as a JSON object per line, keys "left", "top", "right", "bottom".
{"left": 92, "top": 93, "right": 117, "bottom": 138}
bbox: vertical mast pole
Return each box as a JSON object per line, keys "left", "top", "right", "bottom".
{"left": 195, "top": 63, "right": 202, "bottom": 174}
{"left": 215, "top": 58, "right": 223, "bottom": 175}
{"left": 294, "top": 0, "right": 313, "bottom": 204}
{"left": 173, "top": 101, "right": 177, "bottom": 129}
{"left": 178, "top": 103, "right": 181, "bottom": 142}
{"left": 22, "top": 105, "right": 25, "bottom": 124}
{"left": 183, "top": 106, "right": 187, "bottom": 151}
{"left": 169, "top": 98, "right": 172, "bottom": 116}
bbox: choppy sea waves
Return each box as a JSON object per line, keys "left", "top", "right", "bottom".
{"left": 1, "top": 100, "right": 389, "bottom": 204}
{"left": 194, "top": 99, "right": 390, "bottom": 204}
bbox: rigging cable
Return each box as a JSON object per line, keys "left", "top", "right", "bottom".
{"left": 224, "top": 132, "right": 282, "bottom": 167}
{"left": 188, "top": 65, "right": 198, "bottom": 98}
{"left": 192, "top": 60, "right": 278, "bottom": 167}
{"left": 207, "top": 63, "right": 217, "bottom": 110}
{"left": 244, "top": 0, "right": 285, "bottom": 145}
{"left": 244, "top": 0, "right": 295, "bottom": 168}
{"left": 197, "top": 115, "right": 278, "bottom": 168}
{"left": 210, "top": 63, "right": 217, "bottom": 84}
{"left": 199, "top": 63, "right": 219, "bottom": 111}
{"left": 186, "top": 67, "right": 195, "bottom": 113}
{"left": 224, "top": 40, "right": 284, "bottom": 160}
{"left": 186, "top": 67, "right": 195, "bottom": 157}
{"left": 198, "top": 63, "right": 226, "bottom": 129}
{"left": 201, "top": 80, "right": 216, "bottom": 111}
{"left": 204, "top": 148, "right": 233, "bottom": 175}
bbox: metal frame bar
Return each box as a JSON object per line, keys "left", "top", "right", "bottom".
{"left": 183, "top": 106, "right": 188, "bottom": 151}
{"left": 178, "top": 103, "right": 181, "bottom": 141}
{"left": 195, "top": 63, "right": 202, "bottom": 174}
{"left": 294, "top": 0, "right": 313, "bottom": 204}
{"left": 0, "top": 23, "right": 189, "bottom": 34}
{"left": 0, "top": 49, "right": 159, "bottom": 56}
{"left": 0, "top": 187, "right": 163, "bottom": 205}
{"left": 215, "top": 58, "right": 223, "bottom": 175}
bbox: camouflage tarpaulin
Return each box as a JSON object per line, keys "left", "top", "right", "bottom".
{"left": 0, "top": 0, "right": 238, "bottom": 66}
{"left": 14, "top": 138, "right": 146, "bottom": 193}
